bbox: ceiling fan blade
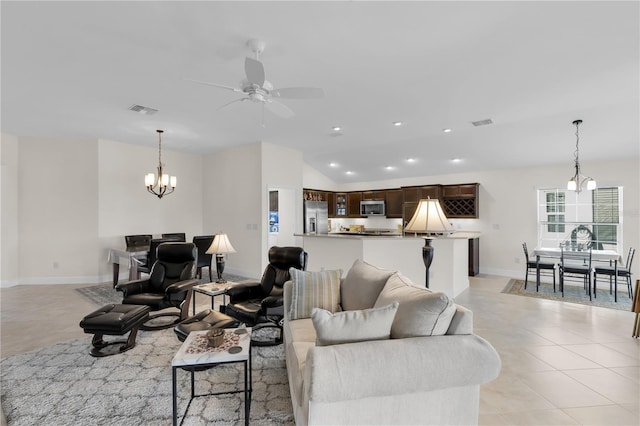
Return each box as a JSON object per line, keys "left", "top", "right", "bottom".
{"left": 271, "top": 87, "right": 325, "bottom": 99}
{"left": 217, "top": 97, "right": 247, "bottom": 110}
{"left": 244, "top": 57, "right": 265, "bottom": 87}
{"left": 265, "top": 99, "right": 295, "bottom": 119}
{"left": 184, "top": 78, "right": 244, "bottom": 93}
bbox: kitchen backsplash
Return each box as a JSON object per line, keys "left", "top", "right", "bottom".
{"left": 330, "top": 217, "right": 481, "bottom": 232}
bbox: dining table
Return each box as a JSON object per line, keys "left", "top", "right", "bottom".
{"left": 533, "top": 247, "right": 623, "bottom": 301}
{"left": 107, "top": 245, "right": 149, "bottom": 287}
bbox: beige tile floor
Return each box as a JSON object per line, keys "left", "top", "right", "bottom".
{"left": 1, "top": 275, "right": 639, "bottom": 425}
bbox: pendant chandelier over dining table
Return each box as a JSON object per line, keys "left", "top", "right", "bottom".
{"left": 145, "top": 129, "right": 176, "bottom": 199}
{"left": 567, "top": 119, "right": 596, "bottom": 194}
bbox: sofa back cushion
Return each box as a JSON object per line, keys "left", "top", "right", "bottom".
{"left": 341, "top": 259, "right": 395, "bottom": 311}
{"left": 287, "top": 269, "right": 342, "bottom": 320}
{"left": 374, "top": 273, "right": 456, "bottom": 337}
{"left": 311, "top": 302, "right": 399, "bottom": 346}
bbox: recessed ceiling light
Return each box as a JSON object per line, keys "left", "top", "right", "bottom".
{"left": 443, "top": 128, "right": 452, "bottom": 133}
{"left": 406, "top": 158, "right": 416, "bottom": 163}
{"left": 332, "top": 126, "right": 341, "bottom": 132}
{"left": 345, "top": 171, "right": 354, "bottom": 175}
{"left": 384, "top": 165, "right": 395, "bottom": 170}
{"left": 451, "top": 158, "right": 462, "bottom": 163}
{"left": 329, "top": 162, "right": 338, "bottom": 168}
{"left": 393, "top": 121, "right": 403, "bottom": 127}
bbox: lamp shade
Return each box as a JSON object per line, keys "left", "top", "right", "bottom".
{"left": 206, "top": 233, "right": 237, "bottom": 254}
{"left": 405, "top": 198, "right": 454, "bottom": 234}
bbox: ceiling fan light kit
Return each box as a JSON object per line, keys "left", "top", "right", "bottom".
{"left": 186, "top": 39, "right": 324, "bottom": 123}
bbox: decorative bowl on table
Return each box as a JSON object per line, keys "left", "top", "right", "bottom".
{"left": 206, "top": 329, "right": 225, "bottom": 347}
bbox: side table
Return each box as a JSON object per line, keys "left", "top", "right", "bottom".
{"left": 172, "top": 327, "right": 252, "bottom": 426}
{"left": 192, "top": 281, "right": 245, "bottom": 315}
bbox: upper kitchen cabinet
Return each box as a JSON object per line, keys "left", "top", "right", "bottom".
{"left": 335, "top": 193, "right": 347, "bottom": 217}
{"left": 361, "top": 190, "right": 386, "bottom": 201}
{"left": 419, "top": 185, "right": 442, "bottom": 200}
{"left": 441, "top": 183, "right": 479, "bottom": 218}
{"left": 385, "top": 189, "right": 403, "bottom": 218}
{"left": 347, "top": 192, "right": 362, "bottom": 217}
{"left": 403, "top": 185, "right": 441, "bottom": 203}
{"left": 327, "top": 192, "right": 336, "bottom": 217}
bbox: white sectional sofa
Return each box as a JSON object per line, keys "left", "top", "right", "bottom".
{"left": 282, "top": 259, "right": 501, "bottom": 425}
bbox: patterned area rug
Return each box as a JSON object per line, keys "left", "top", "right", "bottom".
{"left": 0, "top": 328, "right": 294, "bottom": 426}
{"left": 502, "top": 279, "right": 633, "bottom": 311}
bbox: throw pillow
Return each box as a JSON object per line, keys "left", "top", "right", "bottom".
{"left": 374, "top": 273, "right": 456, "bottom": 337}
{"left": 288, "top": 268, "right": 342, "bottom": 320}
{"left": 341, "top": 259, "right": 395, "bottom": 311}
{"left": 311, "top": 302, "right": 399, "bottom": 346}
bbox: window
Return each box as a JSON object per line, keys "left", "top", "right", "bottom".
{"left": 537, "top": 187, "right": 623, "bottom": 251}
{"left": 546, "top": 192, "right": 565, "bottom": 233}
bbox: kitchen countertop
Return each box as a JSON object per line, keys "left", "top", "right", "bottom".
{"left": 295, "top": 231, "right": 480, "bottom": 240}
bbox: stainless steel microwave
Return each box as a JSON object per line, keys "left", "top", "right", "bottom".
{"left": 360, "top": 200, "right": 385, "bottom": 216}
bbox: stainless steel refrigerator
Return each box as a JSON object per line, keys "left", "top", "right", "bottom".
{"left": 304, "top": 201, "right": 329, "bottom": 234}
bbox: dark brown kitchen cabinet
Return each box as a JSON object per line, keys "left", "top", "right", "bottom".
{"left": 327, "top": 192, "right": 336, "bottom": 217}
{"left": 419, "top": 185, "right": 442, "bottom": 200}
{"left": 385, "top": 189, "right": 403, "bottom": 218}
{"left": 347, "top": 192, "right": 362, "bottom": 217}
{"left": 442, "top": 183, "right": 479, "bottom": 218}
{"left": 335, "top": 193, "right": 347, "bottom": 217}
{"left": 403, "top": 202, "right": 418, "bottom": 227}
{"left": 468, "top": 237, "right": 479, "bottom": 276}
{"left": 362, "top": 190, "right": 386, "bottom": 201}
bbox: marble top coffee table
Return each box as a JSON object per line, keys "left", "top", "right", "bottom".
{"left": 171, "top": 327, "right": 252, "bottom": 425}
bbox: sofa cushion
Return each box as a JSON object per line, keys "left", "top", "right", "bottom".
{"left": 341, "top": 259, "right": 395, "bottom": 311}
{"left": 288, "top": 268, "right": 342, "bottom": 320}
{"left": 374, "top": 273, "right": 456, "bottom": 337}
{"left": 311, "top": 302, "right": 398, "bottom": 346}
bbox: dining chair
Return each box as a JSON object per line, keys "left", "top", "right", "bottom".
{"left": 559, "top": 247, "right": 593, "bottom": 300}
{"left": 124, "top": 234, "right": 152, "bottom": 248}
{"left": 162, "top": 233, "right": 186, "bottom": 242}
{"left": 594, "top": 247, "right": 635, "bottom": 300}
{"left": 523, "top": 243, "right": 556, "bottom": 291}
{"left": 192, "top": 235, "right": 215, "bottom": 281}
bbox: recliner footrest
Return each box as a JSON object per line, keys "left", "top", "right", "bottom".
{"left": 174, "top": 309, "right": 239, "bottom": 342}
{"left": 79, "top": 304, "right": 150, "bottom": 357}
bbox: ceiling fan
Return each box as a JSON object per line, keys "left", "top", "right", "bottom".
{"left": 186, "top": 39, "right": 324, "bottom": 121}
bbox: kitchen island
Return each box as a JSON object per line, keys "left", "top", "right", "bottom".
{"left": 295, "top": 232, "right": 478, "bottom": 298}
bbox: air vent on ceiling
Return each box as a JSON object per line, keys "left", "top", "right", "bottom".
{"left": 471, "top": 118, "right": 493, "bottom": 127}
{"left": 128, "top": 104, "right": 158, "bottom": 115}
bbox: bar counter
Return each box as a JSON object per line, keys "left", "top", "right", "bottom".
{"left": 294, "top": 232, "right": 479, "bottom": 297}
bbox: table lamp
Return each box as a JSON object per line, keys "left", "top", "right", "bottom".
{"left": 206, "top": 233, "right": 236, "bottom": 283}
{"left": 404, "top": 198, "right": 454, "bottom": 288}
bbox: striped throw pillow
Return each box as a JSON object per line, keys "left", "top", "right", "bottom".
{"left": 288, "top": 268, "right": 342, "bottom": 320}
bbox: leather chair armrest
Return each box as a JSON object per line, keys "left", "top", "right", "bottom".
{"left": 227, "top": 281, "right": 263, "bottom": 302}
{"left": 262, "top": 295, "right": 283, "bottom": 309}
{"left": 166, "top": 279, "right": 199, "bottom": 294}
{"left": 115, "top": 279, "right": 151, "bottom": 297}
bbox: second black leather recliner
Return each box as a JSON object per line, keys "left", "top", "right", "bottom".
{"left": 224, "top": 246, "right": 308, "bottom": 346}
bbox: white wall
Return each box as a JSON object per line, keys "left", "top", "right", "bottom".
{"left": 1, "top": 135, "right": 204, "bottom": 286}
{"left": 0, "top": 134, "right": 19, "bottom": 286}
{"left": 17, "top": 137, "right": 100, "bottom": 284}
{"left": 98, "top": 138, "right": 204, "bottom": 279}
{"left": 203, "top": 143, "right": 263, "bottom": 279}
{"left": 304, "top": 158, "right": 639, "bottom": 279}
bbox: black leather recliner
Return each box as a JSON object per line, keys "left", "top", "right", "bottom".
{"left": 224, "top": 246, "right": 307, "bottom": 345}
{"left": 116, "top": 242, "right": 199, "bottom": 330}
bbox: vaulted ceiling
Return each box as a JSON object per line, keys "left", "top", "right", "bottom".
{"left": 2, "top": 1, "right": 638, "bottom": 182}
